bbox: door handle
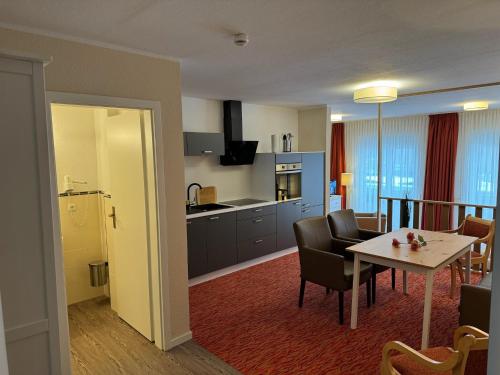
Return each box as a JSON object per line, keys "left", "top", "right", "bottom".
{"left": 108, "top": 206, "right": 117, "bottom": 229}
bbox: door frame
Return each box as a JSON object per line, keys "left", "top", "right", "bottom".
{"left": 45, "top": 91, "right": 170, "bottom": 351}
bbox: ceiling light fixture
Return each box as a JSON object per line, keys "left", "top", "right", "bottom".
{"left": 233, "top": 33, "right": 249, "bottom": 47}
{"left": 331, "top": 113, "right": 343, "bottom": 122}
{"left": 353, "top": 85, "right": 398, "bottom": 103}
{"left": 463, "top": 101, "right": 488, "bottom": 111}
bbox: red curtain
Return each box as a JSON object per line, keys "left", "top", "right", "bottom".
{"left": 422, "top": 113, "right": 459, "bottom": 230}
{"left": 330, "top": 123, "right": 346, "bottom": 208}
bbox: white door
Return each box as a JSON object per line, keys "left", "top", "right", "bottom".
{"left": 105, "top": 108, "right": 153, "bottom": 340}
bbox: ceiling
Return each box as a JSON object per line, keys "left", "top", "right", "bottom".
{"left": 2, "top": 0, "right": 500, "bottom": 119}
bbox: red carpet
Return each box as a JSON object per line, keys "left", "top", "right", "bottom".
{"left": 189, "top": 253, "right": 481, "bottom": 374}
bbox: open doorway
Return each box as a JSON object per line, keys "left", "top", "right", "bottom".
{"left": 47, "top": 96, "right": 167, "bottom": 370}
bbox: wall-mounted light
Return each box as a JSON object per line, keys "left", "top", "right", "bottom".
{"left": 353, "top": 86, "right": 398, "bottom": 103}
{"left": 464, "top": 101, "right": 489, "bottom": 111}
{"left": 331, "top": 113, "right": 343, "bottom": 122}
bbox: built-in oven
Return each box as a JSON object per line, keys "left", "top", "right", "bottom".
{"left": 275, "top": 162, "right": 302, "bottom": 201}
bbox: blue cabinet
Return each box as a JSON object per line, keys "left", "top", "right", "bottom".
{"left": 301, "top": 152, "right": 324, "bottom": 213}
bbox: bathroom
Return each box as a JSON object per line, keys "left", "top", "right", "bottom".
{"left": 51, "top": 103, "right": 158, "bottom": 340}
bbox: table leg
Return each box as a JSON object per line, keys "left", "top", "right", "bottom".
{"left": 403, "top": 270, "right": 408, "bottom": 295}
{"left": 350, "top": 253, "right": 360, "bottom": 329}
{"left": 421, "top": 271, "right": 434, "bottom": 350}
{"left": 464, "top": 248, "right": 471, "bottom": 284}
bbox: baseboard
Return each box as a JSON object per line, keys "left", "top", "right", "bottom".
{"left": 167, "top": 330, "right": 193, "bottom": 350}
{"left": 189, "top": 247, "right": 298, "bottom": 287}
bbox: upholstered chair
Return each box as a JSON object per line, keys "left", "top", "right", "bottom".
{"left": 293, "top": 216, "right": 373, "bottom": 324}
{"left": 327, "top": 209, "right": 395, "bottom": 303}
{"left": 381, "top": 326, "right": 488, "bottom": 375}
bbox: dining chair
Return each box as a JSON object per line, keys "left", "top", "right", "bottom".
{"left": 381, "top": 325, "right": 489, "bottom": 375}
{"left": 443, "top": 215, "right": 495, "bottom": 298}
{"left": 327, "top": 209, "right": 396, "bottom": 304}
{"left": 293, "top": 216, "right": 373, "bottom": 324}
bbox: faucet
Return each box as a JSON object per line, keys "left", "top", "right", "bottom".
{"left": 187, "top": 183, "right": 202, "bottom": 206}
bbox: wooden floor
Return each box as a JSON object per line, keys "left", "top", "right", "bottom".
{"left": 69, "top": 297, "right": 240, "bottom": 375}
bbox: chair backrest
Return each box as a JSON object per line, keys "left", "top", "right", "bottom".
{"left": 328, "top": 209, "right": 360, "bottom": 239}
{"left": 460, "top": 215, "right": 495, "bottom": 257}
{"left": 293, "top": 216, "right": 333, "bottom": 253}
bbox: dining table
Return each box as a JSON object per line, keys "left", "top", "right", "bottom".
{"left": 347, "top": 227, "right": 477, "bottom": 349}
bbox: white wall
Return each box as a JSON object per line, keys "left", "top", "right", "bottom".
{"left": 182, "top": 96, "right": 299, "bottom": 201}
{"left": 0, "top": 293, "right": 8, "bottom": 375}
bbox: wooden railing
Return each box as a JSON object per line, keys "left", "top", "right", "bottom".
{"left": 379, "top": 196, "right": 496, "bottom": 232}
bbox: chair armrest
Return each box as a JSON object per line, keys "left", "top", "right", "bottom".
{"left": 453, "top": 326, "right": 489, "bottom": 349}
{"left": 359, "top": 228, "right": 384, "bottom": 240}
{"left": 299, "top": 246, "right": 345, "bottom": 288}
{"left": 459, "top": 285, "right": 491, "bottom": 332}
{"left": 382, "top": 341, "right": 460, "bottom": 374}
{"left": 331, "top": 238, "right": 358, "bottom": 260}
{"left": 335, "top": 235, "right": 363, "bottom": 243}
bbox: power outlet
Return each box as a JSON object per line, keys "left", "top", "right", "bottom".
{"left": 67, "top": 203, "right": 77, "bottom": 212}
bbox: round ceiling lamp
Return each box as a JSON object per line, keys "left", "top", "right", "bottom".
{"left": 464, "top": 101, "right": 488, "bottom": 111}
{"left": 353, "top": 86, "right": 398, "bottom": 103}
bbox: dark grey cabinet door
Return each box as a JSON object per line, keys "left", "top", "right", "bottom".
{"left": 301, "top": 204, "right": 324, "bottom": 219}
{"left": 186, "top": 218, "right": 207, "bottom": 278}
{"left": 277, "top": 200, "right": 302, "bottom": 250}
{"left": 301, "top": 152, "right": 324, "bottom": 207}
{"left": 275, "top": 153, "right": 302, "bottom": 164}
{"left": 184, "top": 132, "right": 225, "bottom": 156}
{"left": 206, "top": 212, "right": 237, "bottom": 272}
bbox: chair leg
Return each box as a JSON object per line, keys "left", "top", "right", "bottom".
{"left": 372, "top": 271, "right": 377, "bottom": 304}
{"left": 481, "top": 261, "right": 487, "bottom": 277}
{"left": 299, "top": 278, "right": 306, "bottom": 308}
{"left": 338, "top": 291, "right": 344, "bottom": 325}
{"left": 366, "top": 280, "right": 371, "bottom": 308}
{"left": 450, "top": 263, "right": 456, "bottom": 299}
{"left": 457, "top": 261, "right": 465, "bottom": 283}
{"left": 391, "top": 268, "right": 396, "bottom": 290}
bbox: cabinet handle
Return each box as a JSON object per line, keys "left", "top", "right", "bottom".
{"left": 202, "top": 150, "right": 213, "bottom": 154}
{"left": 187, "top": 221, "right": 192, "bottom": 225}
{"left": 254, "top": 239, "right": 264, "bottom": 244}
{"left": 253, "top": 208, "right": 263, "bottom": 212}
{"left": 293, "top": 202, "right": 301, "bottom": 206}
{"left": 303, "top": 203, "right": 311, "bottom": 208}
{"left": 209, "top": 216, "right": 220, "bottom": 221}
{"left": 253, "top": 218, "right": 263, "bottom": 223}
{"left": 302, "top": 209, "right": 311, "bottom": 213}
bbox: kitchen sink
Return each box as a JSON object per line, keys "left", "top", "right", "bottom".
{"left": 186, "top": 203, "right": 232, "bottom": 215}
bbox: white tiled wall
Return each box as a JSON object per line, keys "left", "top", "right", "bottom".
{"left": 59, "top": 194, "right": 104, "bottom": 305}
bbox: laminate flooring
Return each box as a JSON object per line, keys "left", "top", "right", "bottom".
{"left": 69, "top": 297, "right": 240, "bottom": 375}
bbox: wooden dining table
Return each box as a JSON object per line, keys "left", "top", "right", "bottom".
{"left": 347, "top": 228, "right": 477, "bottom": 349}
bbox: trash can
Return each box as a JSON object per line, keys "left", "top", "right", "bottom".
{"left": 89, "top": 260, "right": 108, "bottom": 287}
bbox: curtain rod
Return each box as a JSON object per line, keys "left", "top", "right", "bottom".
{"left": 399, "top": 81, "right": 500, "bottom": 98}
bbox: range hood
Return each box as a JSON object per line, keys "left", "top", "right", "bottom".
{"left": 220, "top": 100, "right": 258, "bottom": 166}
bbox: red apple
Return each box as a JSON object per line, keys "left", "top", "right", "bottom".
{"left": 392, "top": 238, "right": 400, "bottom": 247}
{"left": 410, "top": 239, "right": 420, "bottom": 251}
{"left": 407, "top": 232, "right": 415, "bottom": 243}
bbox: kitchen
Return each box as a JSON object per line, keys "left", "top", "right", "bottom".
{"left": 183, "top": 98, "right": 328, "bottom": 281}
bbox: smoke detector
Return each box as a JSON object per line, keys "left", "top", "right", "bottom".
{"left": 233, "top": 33, "right": 249, "bottom": 47}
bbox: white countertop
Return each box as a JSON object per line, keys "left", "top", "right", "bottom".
{"left": 185, "top": 198, "right": 301, "bottom": 219}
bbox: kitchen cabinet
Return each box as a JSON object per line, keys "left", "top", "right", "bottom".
{"left": 186, "top": 212, "right": 237, "bottom": 278}
{"left": 206, "top": 212, "right": 237, "bottom": 272}
{"left": 301, "top": 204, "right": 324, "bottom": 219}
{"left": 186, "top": 217, "right": 207, "bottom": 278}
{"left": 237, "top": 206, "right": 277, "bottom": 262}
{"left": 184, "top": 132, "right": 224, "bottom": 156}
{"left": 276, "top": 200, "right": 302, "bottom": 250}
{"left": 301, "top": 152, "right": 324, "bottom": 208}
{"left": 275, "top": 152, "right": 302, "bottom": 164}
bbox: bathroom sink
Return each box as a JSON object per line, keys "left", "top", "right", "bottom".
{"left": 186, "top": 203, "right": 232, "bottom": 215}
